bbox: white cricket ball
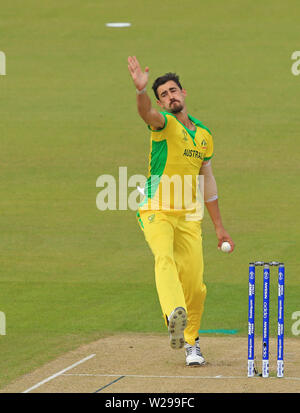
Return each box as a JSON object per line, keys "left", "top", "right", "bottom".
{"left": 221, "top": 241, "right": 231, "bottom": 253}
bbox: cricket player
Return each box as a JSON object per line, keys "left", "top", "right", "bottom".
{"left": 128, "top": 56, "right": 235, "bottom": 366}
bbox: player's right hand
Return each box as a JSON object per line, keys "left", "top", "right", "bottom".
{"left": 128, "top": 56, "right": 149, "bottom": 91}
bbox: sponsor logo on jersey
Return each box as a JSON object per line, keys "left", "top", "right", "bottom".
{"left": 148, "top": 214, "right": 155, "bottom": 223}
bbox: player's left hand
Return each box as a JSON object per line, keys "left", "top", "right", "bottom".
{"left": 215, "top": 226, "right": 235, "bottom": 253}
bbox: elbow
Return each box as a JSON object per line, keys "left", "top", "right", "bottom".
{"left": 203, "top": 175, "right": 218, "bottom": 203}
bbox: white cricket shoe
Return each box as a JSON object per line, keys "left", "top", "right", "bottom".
{"left": 168, "top": 307, "right": 187, "bottom": 350}
{"left": 184, "top": 338, "right": 206, "bottom": 366}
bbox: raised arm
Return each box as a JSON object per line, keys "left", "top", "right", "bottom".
{"left": 128, "top": 56, "right": 165, "bottom": 129}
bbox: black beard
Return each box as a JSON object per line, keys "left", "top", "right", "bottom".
{"left": 170, "top": 103, "right": 183, "bottom": 114}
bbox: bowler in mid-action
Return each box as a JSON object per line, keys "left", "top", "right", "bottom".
{"left": 128, "top": 56, "right": 235, "bottom": 366}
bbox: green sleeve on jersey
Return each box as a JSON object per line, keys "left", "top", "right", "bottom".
{"left": 204, "top": 153, "right": 214, "bottom": 161}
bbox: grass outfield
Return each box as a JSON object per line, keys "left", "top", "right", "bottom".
{"left": 1, "top": 0, "right": 300, "bottom": 388}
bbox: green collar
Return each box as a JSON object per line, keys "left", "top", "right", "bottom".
{"left": 187, "top": 114, "right": 212, "bottom": 135}
{"left": 162, "top": 111, "right": 198, "bottom": 146}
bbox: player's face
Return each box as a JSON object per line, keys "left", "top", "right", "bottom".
{"left": 156, "top": 81, "right": 186, "bottom": 114}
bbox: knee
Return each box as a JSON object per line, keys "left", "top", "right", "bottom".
{"left": 194, "top": 283, "right": 207, "bottom": 300}
{"left": 155, "top": 254, "right": 175, "bottom": 271}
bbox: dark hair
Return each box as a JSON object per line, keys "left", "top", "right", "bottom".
{"left": 152, "top": 72, "right": 182, "bottom": 100}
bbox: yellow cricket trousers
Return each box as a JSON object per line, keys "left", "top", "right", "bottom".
{"left": 137, "top": 210, "right": 207, "bottom": 345}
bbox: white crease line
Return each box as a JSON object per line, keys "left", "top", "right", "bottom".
{"left": 22, "top": 354, "right": 96, "bottom": 393}
{"left": 62, "top": 373, "right": 300, "bottom": 381}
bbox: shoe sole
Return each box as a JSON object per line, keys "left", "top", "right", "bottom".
{"left": 186, "top": 359, "right": 206, "bottom": 367}
{"left": 168, "top": 307, "right": 187, "bottom": 350}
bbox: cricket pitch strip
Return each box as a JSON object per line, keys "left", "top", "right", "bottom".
{"left": 1, "top": 334, "right": 300, "bottom": 393}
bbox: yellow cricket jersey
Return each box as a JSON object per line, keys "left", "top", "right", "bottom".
{"left": 139, "top": 111, "right": 214, "bottom": 215}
